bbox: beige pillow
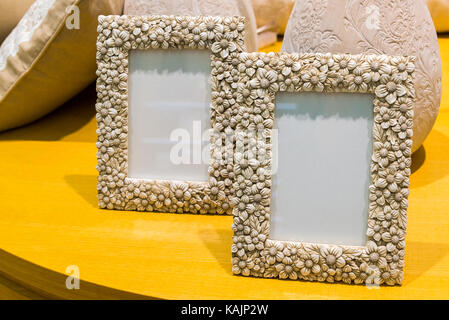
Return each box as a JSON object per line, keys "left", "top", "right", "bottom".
{"left": 0, "top": 0, "right": 124, "bottom": 132}
{"left": 427, "top": 0, "right": 449, "bottom": 32}
{"left": 0, "top": 0, "right": 35, "bottom": 44}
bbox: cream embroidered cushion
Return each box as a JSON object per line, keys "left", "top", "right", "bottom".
{"left": 0, "top": 0, "right": 124, "bottom": 132}
{"left": 0, "top": 0, "right": 35, "bottom": 43}
{"left": 427, "top": 0, "right": 449, "bottom": 32}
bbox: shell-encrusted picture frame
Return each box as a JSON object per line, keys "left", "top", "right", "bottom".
{"left": 95, "top": 15, "right": 246, "bottom": 214}
{"left": 230, "top": 51, "right": 415, "bottom": 285}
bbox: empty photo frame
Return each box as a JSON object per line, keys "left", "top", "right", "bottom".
{"left": 230, "top": 52, "right": 415, "bottom": 285}
{"left": 95, "top": 15, "right": 246, "bottom": 213}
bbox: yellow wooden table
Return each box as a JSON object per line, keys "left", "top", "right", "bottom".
{"left": 1, "top": 38, "right": 449, "bottom": 299}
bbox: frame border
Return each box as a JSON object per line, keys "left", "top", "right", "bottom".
{"left": 95, "top": 15, "right": 245, "bottom": 214}
{"left": 230, "top": 52, "right": 415, "bottom": 285}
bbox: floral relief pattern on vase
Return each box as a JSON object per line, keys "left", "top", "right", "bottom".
{"left": 284, "top": 0, "right": 342, "bottom": 54}
{"left": 282, "top": 0, "right": 442, "bottom": 152}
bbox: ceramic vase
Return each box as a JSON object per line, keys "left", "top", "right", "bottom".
{"left": 283, "top": 0, "right": 442, "bottom": 152}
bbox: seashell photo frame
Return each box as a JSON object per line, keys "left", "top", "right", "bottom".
{"left": 230, "top": 51, "right": 415, "bottom": 285}
{"left": 95, "top": 15, "right": 246, "bottom": 214}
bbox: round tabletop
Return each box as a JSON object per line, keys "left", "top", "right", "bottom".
{"left": 1, "top": 40, "right": 449, "bottom": 299}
